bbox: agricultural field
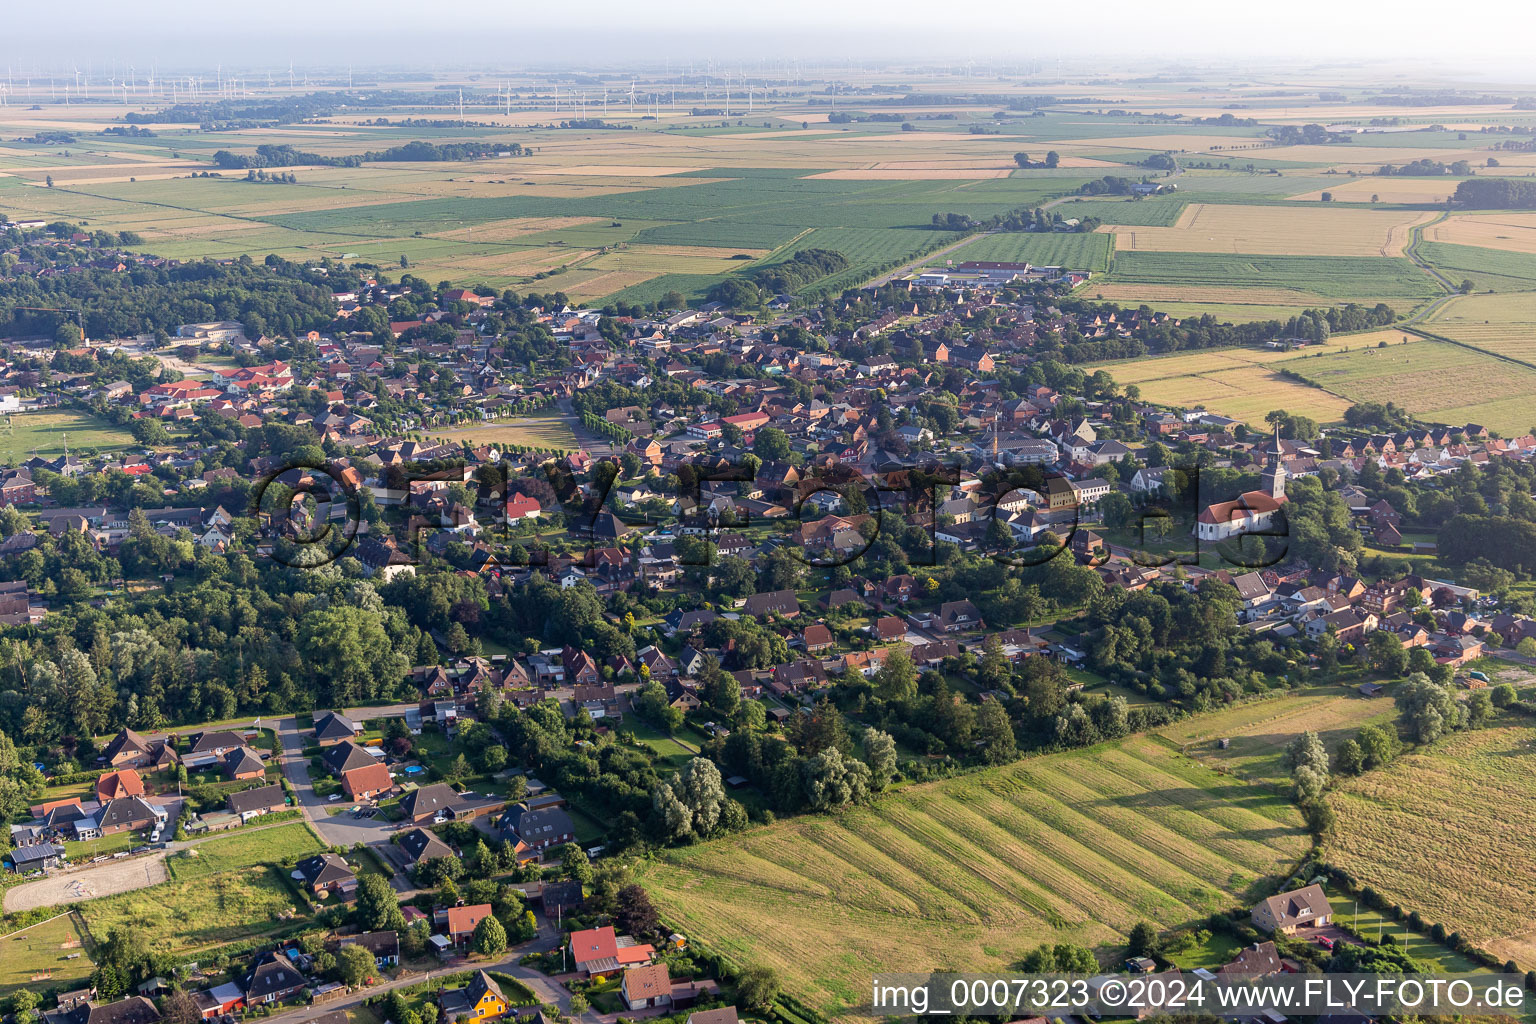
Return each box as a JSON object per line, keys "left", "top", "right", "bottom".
{"left": 1102, "top": 252, "right": 1442, "bottom": 306}
{"left": 1289, "top": 338, "right": 1536, "bottom": 436}
{"left": 1425, "top": 212, "right": 1536, "bottom": 256}
{"left": 931, "top": 231, "right": 1113, "bottom": 273}
{"left": 1417, "top": 241, "right": 1536, "bottom": 293}
{"left": 429, "top": 415, "right": 581, "bottom": 452}
{"left": 0, "top": 913, "right": 93, "bottom": 996}
{"left": 0, "top": 410, "right": 138, "bottom": 458}
{"left": 1428, "top": 291, "right": 1536, "bottom": 364}
{"left": 638, "top": 734, "right": 1307, "bottom": 1017}
{"left": 1324, "top": 721, "right": 1536, "bottom": 967}
{"left": 1286, "top": 178, "right": 1465, "bottom": 204}
{"left": 1086, "top": 330, "right": 1414, "bottom": 426}
{"left": 1101, "top": 203, "right": 1433, "bottom": 257}
{"left": 1156, "top": 686, "right": 1399, "bottom": 788}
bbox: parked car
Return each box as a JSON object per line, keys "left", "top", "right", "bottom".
{"left": 1315, "top": 935, "right": 1335, "bottom": 949}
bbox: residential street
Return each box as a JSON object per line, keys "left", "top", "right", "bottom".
{"left": 274, "top": 708, "right": 415, "bottom": 850}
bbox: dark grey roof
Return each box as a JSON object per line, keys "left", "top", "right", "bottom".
{"left": 398, "top": 826, "right": 455, "bottom": 863}
{"left": 321, "top": 741, "right": 376, "bottom": 775}
{"left": 227, "top": 784, "right": 285, "bottom": 815}
{"left": 313, "top": 711, "right": 357, "bottom": 740}
{"left": 398, "top": 782, "right": 460, "bottom": 818}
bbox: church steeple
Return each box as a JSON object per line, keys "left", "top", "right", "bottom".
{"left": 1260, "top": 425, "right": 1286, "bottom": 500}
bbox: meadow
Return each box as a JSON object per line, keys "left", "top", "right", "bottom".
{"left": 637, "top": 734, "right": 1307, "bottom": 1016}
{"left": 1427, "top": 291, "right": 1536, "bottom": 364}
{"left": 1289, "top": 338, "right": 1536, "bottom": 435}
{"left": 163, "top": 821, "right": 324, "bottom": 881}
{"left": 1324, "top": 721, "right": 1536, "bottom": 968}
{"left": 0, "top": 913, "right": 93, "bottom": 996}
{"left": 1155, "top": 685, "right": 1399, "bottom": 788}
{"left": 79, "top": 865, "right": 313, "bottom": 959}
{"left": 1417, "top": 241, "right": 1536, "bottom": 293}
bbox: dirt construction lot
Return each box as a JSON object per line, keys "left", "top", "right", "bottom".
{"left": 3, "top": 854, "right": 169, "bottom": 912}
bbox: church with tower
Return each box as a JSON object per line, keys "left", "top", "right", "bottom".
{"left": 1194, "top": 429, "right": 1288, "bottom": 542}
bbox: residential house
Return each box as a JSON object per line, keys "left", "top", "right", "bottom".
{"left": 295, "top": 853, "right": 357, "bottom": 900}
{"left": 342, "top": 762, "right": 395, "bottom": 802}
{"left": 569, "top": 925, "right": 656, "bottom": 977}
{"left": 245, "top": 953, "right": 307, "bottom": 1005}
{"left": 95, "top": 769, "right": 144, "bottom": 805}
{"left": 339, "top": 931, "right": 400, "bottom": 969}
{"left": 437, "top": 903, "right": 494, "bottom": 946}
{"left": 1252, "top": 884, "right": 1333, "bottom": 935}
{"left": 440, "top": 970, "right": 508, "bottom": 1024}
{"left": 399, "top": 826, "right": 457, "bottom": 870}
{"left": 622, "top": 964, "right": 673, "bottom": 1012}
{"left": 227, "top": 784, "right": 285, "bottom": 820}
{"left": 313, "top": 711, "right": 360, "bottom": 746}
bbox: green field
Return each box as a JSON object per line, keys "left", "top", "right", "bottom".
{"left": 79, "top": 864, "right": 313, "bottom": 958}
{"left": 1103, "top": 252, "right": 1442, "bottom": 303}
{"left": 1324, "top": 721, "right": 1536, "bottom": 969}
{"left": 1, "top": 410, "right": 137, "bottom": 458}
{"left": 0, "top": 913, "right": 93, "bottom": 996}
{"left": 1419, "top": 242, "right": 1536, "bottom": 292}
{"left": 937, "top": 231, "right": 1114, "bottom": 273}
{"left": 638, "top": 733, "right": 1307, "bottom": 1016}
{"left": 1289, "top": 337, "right": 1536, "bottom": 435}
{"left": 1156, "top": 686, "right": 1399, "bottom": 788}
{"left": 164, "top": 821, "right": 324, "bottom": 880}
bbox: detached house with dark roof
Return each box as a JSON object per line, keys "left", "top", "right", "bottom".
{"left": 321, "top": 740, "right": 377, "bottom": 777}
{"left": 245, "top": 953, "right": 307, "bottom": 1005}
{"left": 313, "top": 710, "right": 359, "bottom": 746}
{"left": 295, "top": 852, "right": 357, "bottom": 900}
{"left": 1252, "top": 884, "right": 1332, "bottom": 935}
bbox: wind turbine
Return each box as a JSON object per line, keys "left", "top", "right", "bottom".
{"left": 627, "top": 80, "right": 636, "bottom": 115}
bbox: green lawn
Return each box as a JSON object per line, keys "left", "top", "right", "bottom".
{"left": 62, "top": 832, "right": 136, "bottom": 862}
{"left": 1, "top": 410, "right": 137, "bottom": 458}
{"left": 0, "top": 913, "right": 94, "bottom": 996}
{"left": 166, "top": 821, "right": 324, "bottom": 880}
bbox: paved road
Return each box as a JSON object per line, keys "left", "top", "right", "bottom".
{"left": 274, "top": 709, "right": 418, "bottom": 851}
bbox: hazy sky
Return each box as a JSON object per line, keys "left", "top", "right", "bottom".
{"left": 8, "top": 0, "right": 1535, "bottom": 77}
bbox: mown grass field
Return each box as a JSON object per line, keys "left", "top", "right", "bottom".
{"left": 1, "top": 410, "right": 137, "bottom": 457}
{"left": 1289, "top": 337, "right": 1536, "bottom": 435}
{"left": 0, "top": 913, "right": 93, "bottom": 996}
{"left": 1428, "top": 290, "right": 1536, "bottom": 364}
{"left": 430, "top": 415, "right": 581, "bottom": 452}
{"left": 1156, "top": 686, "right": 1399, "bottom": 787}
{"left": 638, "top": 734, "right": 1307, "bottom": 1017}
{"left": 164, "top": 821, "right": 323, "bottom": 881}
{"left": 1324, "top": 721, "right": 1536, "bottom": 968}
